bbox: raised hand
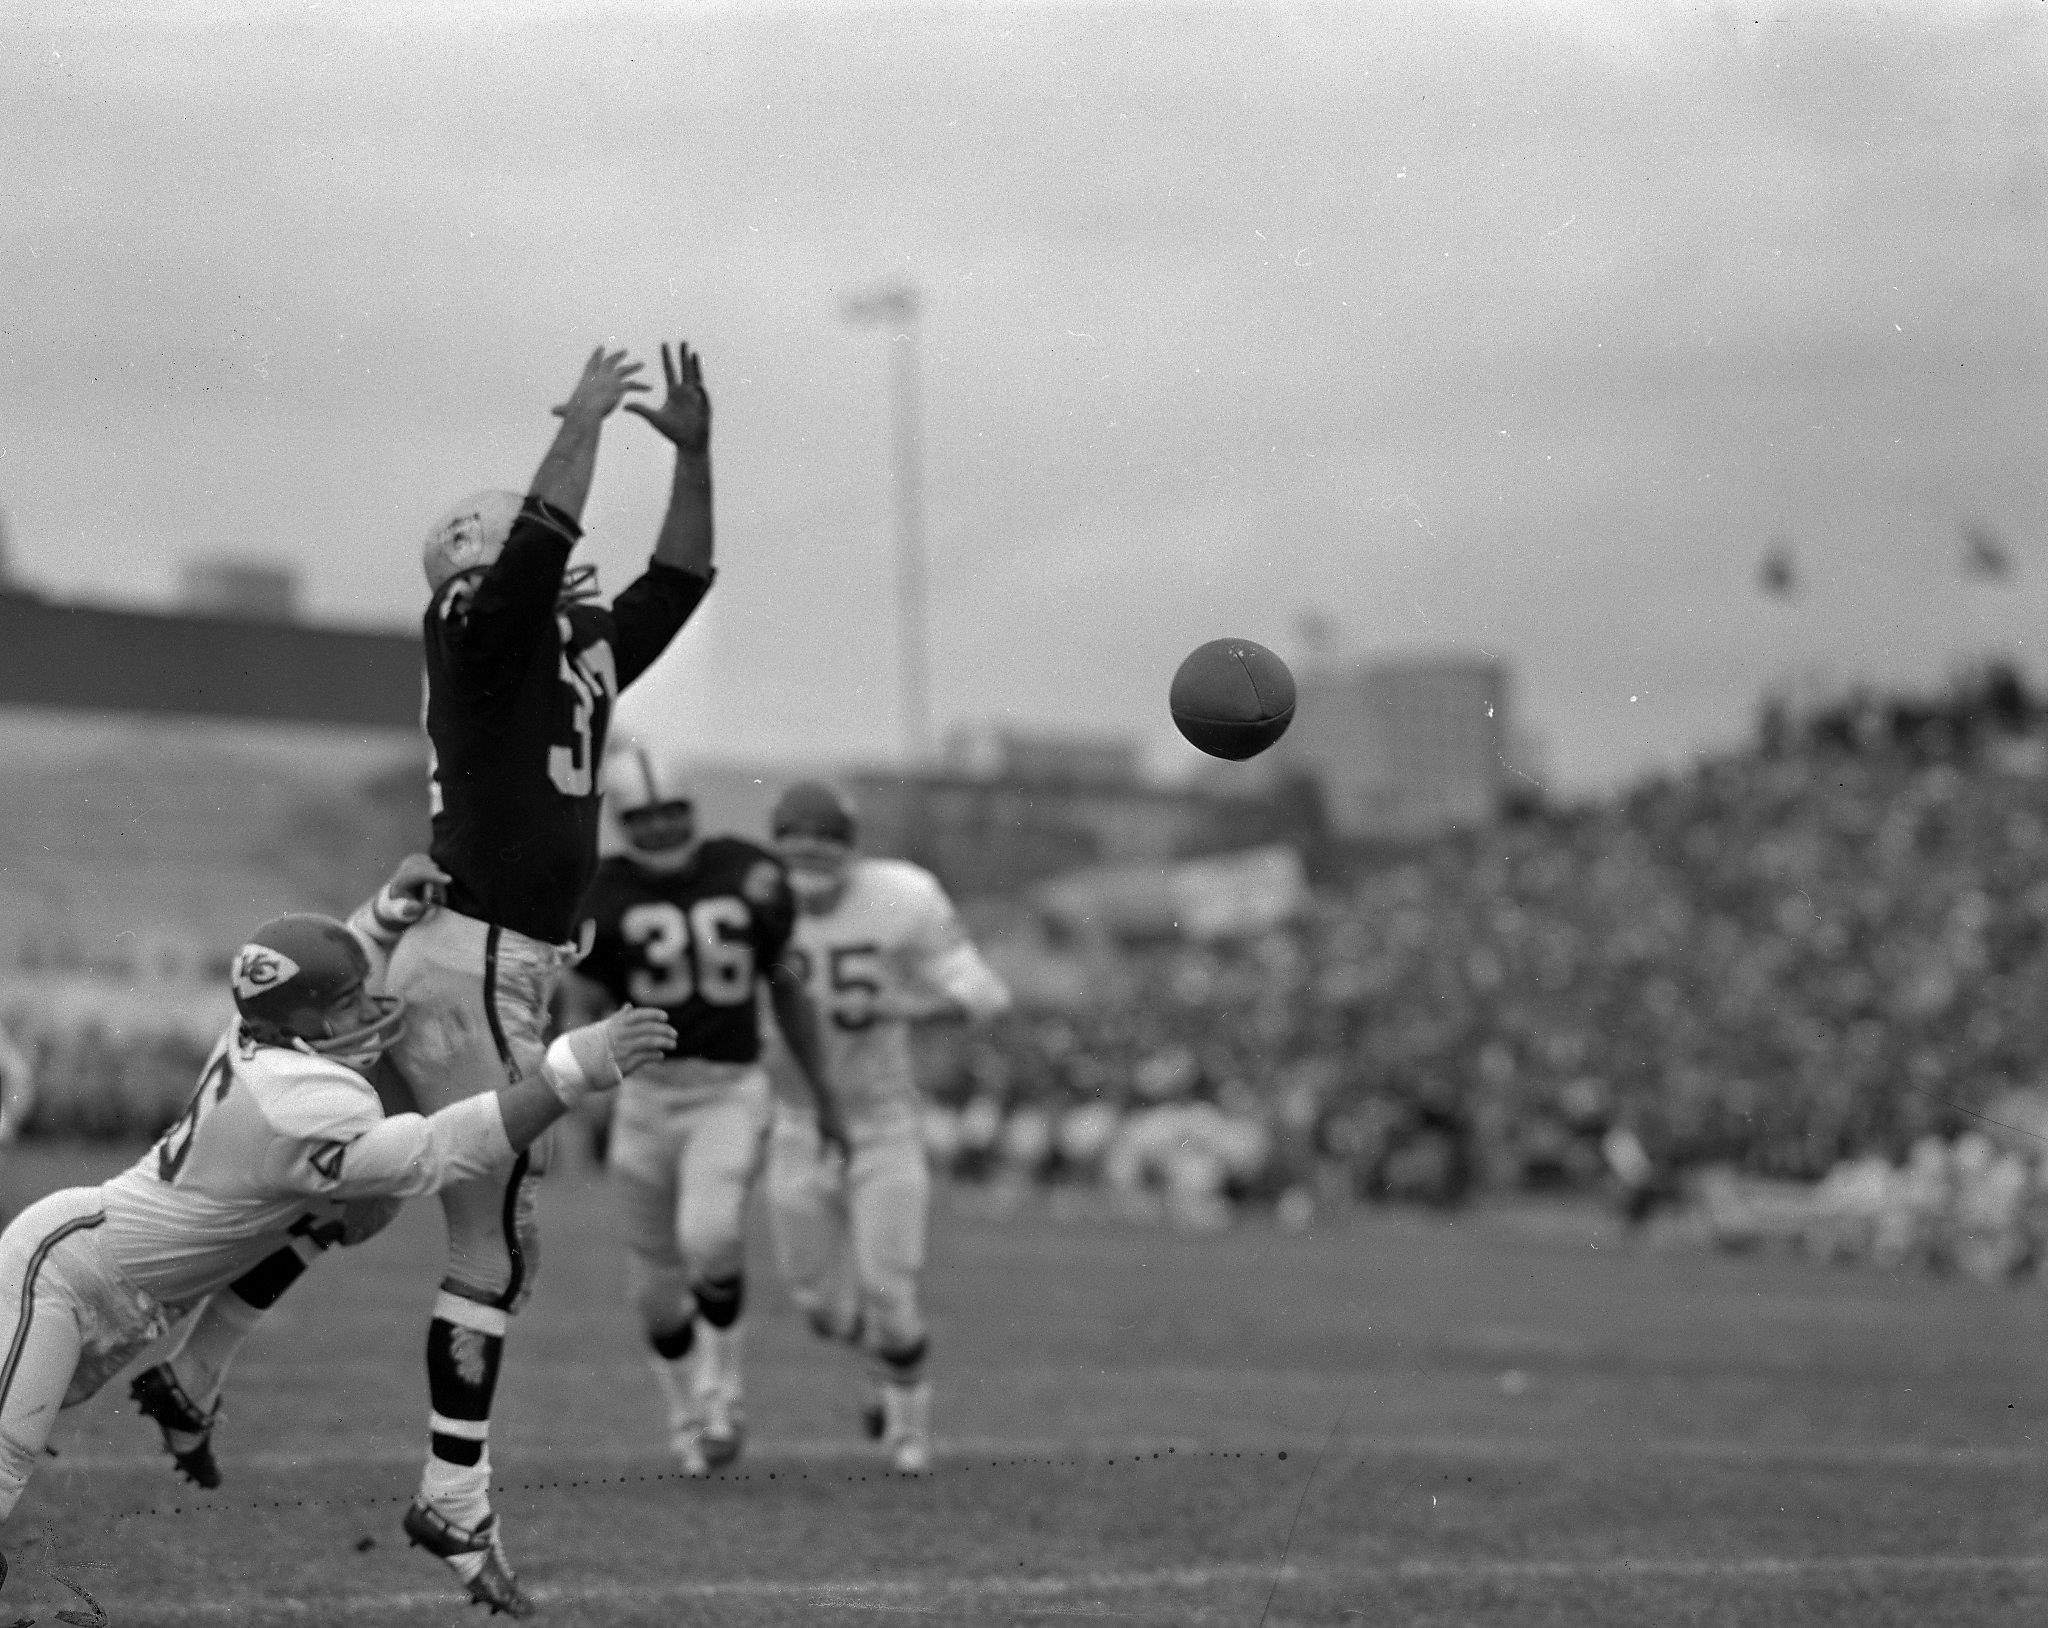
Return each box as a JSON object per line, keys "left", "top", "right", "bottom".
{"left": 596, "top": 1005, "right": 678, "bottom": 1083}
{"left": 623, "top": 341, "right": 712, "bottom": 453}
{"left": 552, "top": 346, "right": 650, "bottom": 424}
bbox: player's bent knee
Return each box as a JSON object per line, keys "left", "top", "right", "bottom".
{"left": 627, "top": 1256, "right": 692, "bottom": 1336}
{"left": 861, "top": 1285, "right": 924, "bottom": 1355}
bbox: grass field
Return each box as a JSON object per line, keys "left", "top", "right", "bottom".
{"left": 3, "top": 1140, "right": 2045, "bottom": 1628}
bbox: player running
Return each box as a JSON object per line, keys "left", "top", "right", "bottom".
{"left": 127, "top": 340, "right": 720, "bottom": 1615}
{"left": 761, "top": 782, "right": 1012, "bottom": 1475}
{"left": 0, "top": 873, "right": 674, "bottom": 1547}
{"left": 560, "top": 745, "right": 845, "bottom": 1476}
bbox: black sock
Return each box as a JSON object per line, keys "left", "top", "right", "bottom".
{"left": 650, "top": 1321, "right": 695, "bottom": 1361}
{"left": 426, "top": 1315, "right": 503, "bottom": 1467}
{"left": 226, "top": 1246, "right": 308, "bottom": 1311}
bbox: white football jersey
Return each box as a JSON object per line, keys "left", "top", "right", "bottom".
{"left": 769, "top": 857, "right": 1008, "bottom": 1129}
{"left": 99, "top": 1025, "right": 510, "bottom": 1309}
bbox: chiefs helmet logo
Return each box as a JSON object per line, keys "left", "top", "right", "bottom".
{"left": 743, "top": 861, "right": 784, "bottom": 907}
{"left": 231, "top": 945, "right": 301, "bottom": 1001}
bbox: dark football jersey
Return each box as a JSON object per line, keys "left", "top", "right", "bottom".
{"left": 574, "top": 840, "right": 797, "bottom": 1065}
{"left": 423, "top": 496, "right": 712, "bottom": 945}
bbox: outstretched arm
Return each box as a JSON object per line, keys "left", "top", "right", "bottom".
{"left": 625, "top": 341, "right": 714, "bottom": 577}
{"left": 608, "top": 341, "right": 719, "bottom": 688}
{"left": 531, "top": 346, "right": 649, "bottom": 525}
{"left": 297, "top": 1008, "right": 677, "bottom": 1204}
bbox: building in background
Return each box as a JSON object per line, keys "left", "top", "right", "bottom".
{"left": 1262, "top": 652, "right": 1514, "bottom": 840}
{"left": 850, "top": 724, "right": 1301, "bottom": 900}
{"left": 0, "top": 556, "right": 423, "bottom": 974}
{"left": 180, "top": 558, "right": 301, "bottom": 622}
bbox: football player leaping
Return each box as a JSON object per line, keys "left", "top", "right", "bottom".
{"left": 762, "top": 782, "right": 1012, "bottom": 1475}
{"left": 126, "top": 341, "right": 719, "bottom": 1615}
{"left": 560, "top": 746, "right": 846, "bottom": 1477}
{"left": 0, "top": 870, "right": 675, "bottom": 1545}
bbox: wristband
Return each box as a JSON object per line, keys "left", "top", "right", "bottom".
{"left": 544, "top": 1033, "right": 595, "bottom": 1107}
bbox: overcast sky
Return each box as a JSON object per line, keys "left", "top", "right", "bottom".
{"left": 3, "top": 0, "right": 2042, "bottom": 792}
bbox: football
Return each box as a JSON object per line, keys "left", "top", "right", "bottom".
{"left": 1169, "top": 638, "right": 1297, "bottom": 760}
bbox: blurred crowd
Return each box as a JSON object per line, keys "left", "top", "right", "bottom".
{"left": 9, "top": 667, "right": 2048, "bottom": 1279}
{"left": 910, "top": 668, "right": 2048, "bottom": 1265}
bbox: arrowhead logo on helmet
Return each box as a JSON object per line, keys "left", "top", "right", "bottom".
{"left": 232, "top": 914, "right": 406, "bottom": 1074}
{"left": 231, "top": 945, "right": 301, "bottom": 1002}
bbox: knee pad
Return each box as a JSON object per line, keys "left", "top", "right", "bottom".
{"left": 682, "top": 1228, "right": 746, "bottom": 1288}
{"left": 692, "top": 1272, "right": 744, "bottom": 1331}
{"left": 860, "top": 1281, "right": 924, "bottom": 1356}
{"left": 441, "top": 1156, "right": 542, "bottom": 1312}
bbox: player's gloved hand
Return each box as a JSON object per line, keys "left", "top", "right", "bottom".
{"left": 373, "top": 853, "right": 451, "bottom": 932}
{"left": 551, "top": 346, "right": 650, "bottom": 424}
{"left": 544, "top": 1006, "right": 675, "bottom": 1107}
{"left": 623, "top": 341, "right": 712, "bottom": 453}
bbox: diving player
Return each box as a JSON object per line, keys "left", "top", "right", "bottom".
{"left": 561, "top": 745, "right": 845, "bottom": 1476}
{"left": 128, "top": 340, "right": 719, "bottom": 1615}
{"left": 761, "top": 782, "right": 1012, "bottom": 1475}
{"left": 0, "top": 878, "right": 674, "bottom": 1555}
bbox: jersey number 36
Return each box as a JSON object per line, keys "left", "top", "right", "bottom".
{"left": 622, "top": 898, "right": 754, "bottom": 1007}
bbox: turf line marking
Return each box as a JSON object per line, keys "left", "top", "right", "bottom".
{"left": 60, "top": 1430, "right": 2045, "bottom": 1477}
{"left": 122, "top": 1554, "right": 2048, "bottom": 1621}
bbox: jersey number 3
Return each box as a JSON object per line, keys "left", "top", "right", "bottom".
{"left": 158, "top": 1055, "right": 232, "bottom": 1184}
{"left": 622, "top": 898, "right": 755, "bottom": 1007}
{"left": 548, "top": 637, "right": 619, "bottom": 797}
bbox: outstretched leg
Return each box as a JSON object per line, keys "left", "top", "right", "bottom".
{"left": 131, "top": 1211, "right": 348, "bottom": 1488}
{"left": 385, "top": 914, "right": 556, "bottom": 1620}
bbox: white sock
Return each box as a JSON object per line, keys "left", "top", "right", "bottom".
{"left": 420, "top": 1450, "right": 492, "bottom": 1532}
{"left": 696, "top": 1321, "right": 745, "bottom": 1402}
{"left": 648, "top": 1354, "right": 695, "bottom": 1426}
{"left": 169, "top": 1293, "right": 266, "bottom": 1411}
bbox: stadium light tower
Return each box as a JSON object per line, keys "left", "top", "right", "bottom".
{"left": 842, "top": 279, "right": 932, "bottom": 767}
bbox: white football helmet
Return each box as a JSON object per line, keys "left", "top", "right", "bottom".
{"left": 604, "top": 741, "right": 698, "bottom": 871}
{"left": 420, "top": 489, "right": 600, "bottom": 604}
{"left": 421, "top": 490, "right": 522, "bottom": 596}
{"left": 771, "top": 780, "right": 859, "bottom": 911}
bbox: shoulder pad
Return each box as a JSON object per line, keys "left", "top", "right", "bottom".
{"left": 238, "top": 1046, "right": 380, "bottom": 1139}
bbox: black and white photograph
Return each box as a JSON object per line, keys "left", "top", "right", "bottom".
{"left": 0, "top": 0, "right": 2043, "bottom": 1622}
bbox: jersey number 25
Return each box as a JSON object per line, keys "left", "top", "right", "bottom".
{"left": 623, "top": 898, "right": 754, "bottom": 1007}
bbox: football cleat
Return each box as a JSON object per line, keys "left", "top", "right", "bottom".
{"left": 402, "top": 1499, "right": 534, "bottom": 1619}
{"left": 669, "top": 1412, "right": 710, "bottom": 1478}
{"left": 882, "top": 1381, "right": 932, "bottom": 1476}
{"left": 699, "top": 1387, "right": 745, "bottom": 1471}
{"left": 129, "top": 1366, "right": 222, "bottom": 1490}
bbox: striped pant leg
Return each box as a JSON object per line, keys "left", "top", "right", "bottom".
{"left": 386, "top": 914, "right": 555, "bottom": 1313}
{"left": 0, "top": 1193, "right": 104, "bottom": 1522}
